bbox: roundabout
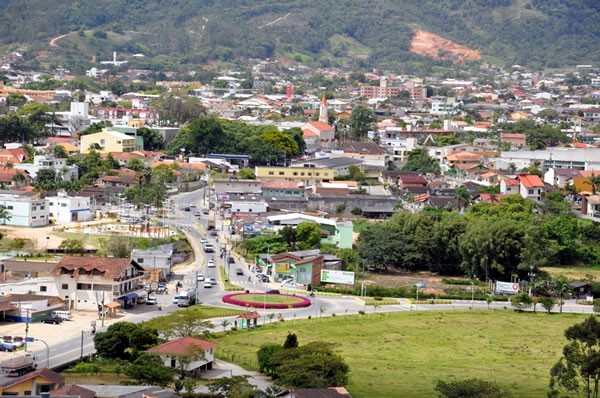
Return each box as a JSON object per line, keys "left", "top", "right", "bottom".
{"left": 222, "top": 292, "right": 311, "bottom": 309}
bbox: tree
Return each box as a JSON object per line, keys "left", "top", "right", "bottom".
{"left": 125, "top": 353, "right": 175, "bottom": 387}
{"left": 237, "top": 168, "right": 256, "bottom": 180}
{"left": 152, "top": 93, "right": 205, "bottom": 126}
{"left": 126, "top": 158, "right": 146, "bottom": 172}
{"left": 539, "top": 296, "right": 556, "bottom": 314}
{"left": 145, "top": 310, "right": 213, "bottom": 339}
{"left": 166, "top": 116, "right": 227, "bottom": 156}
{"left": 272, "top": 341, "right": 349, "bottom": 388}
{"left": 0, "top": 205, "right": 11, "bottom": 225}
{"left": 78, "top": 121, "right": 113, "bottom": 137}
{"left": 278, "top": 226, "right": 297, "bottom": 249}
{"left": 549, "top": 316, "right": 600, "bottom": 398}
{"left": 594, "top": 299, "right": 600, "bottom": 314}
{"left": 511, "top": 292, "right": 533, "bottom": 311}
{"left": 349, "top": 105, "right": 375, "bottom": 141}
{"left": 94, "top": 322, "right": 159, "bottom": 360}
{"left": 136, "top": 127, "right": 164, "bottom": 151}
{"left": 99, "top": 236, "right": 137, "bottom": 258}
{"left": 208, "top": 375, "right": 267, "bottom": 398}
{"left": 283, "top": 333, "right": 298, "bottom": 349}
{"left": 435, "top": 378, "right": 512, "bottom": 398}
{"left": 295, "top": 222, "right": 322, "bottom": 250}
{"left": 553, "top": 277, "right": 571, "bottom": 314}
{"left": 455, "top": 185, "right": 471, "bottom": 211}
{"left": 588, "top": 173, "right": 600, "bottom": 195}
{"left": 6, "top": 93, "right": 27, "bottom": 108}
{"left": 58, "top": 239, "right": 84, "bottom": 255}
{"left": 52, "top": 145, "right": 68, "bottom": 159}
{"left": 402, "top": 148, "right": 441, "bottom": 174}
{"left": 257, "top": 343, "right": 283, "bottom": 376}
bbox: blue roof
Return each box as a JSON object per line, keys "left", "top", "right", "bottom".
{"left": 207, "top": 154, "right": 251, "bottom": 160}
{"left": 118, "top": 293, "right": 138, "bottom": 300}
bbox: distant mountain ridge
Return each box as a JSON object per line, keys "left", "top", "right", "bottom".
{"left": 0, "top": 0, "right": 598, "bottom": 71}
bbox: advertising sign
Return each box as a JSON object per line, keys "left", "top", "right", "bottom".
{"left": 320, "top": 270, "right": 355, "bottom": 285}
{"left": 496, "top": 281, "right": 520, "bottom": 294}
{"left": 276, "top": 263, "right": 290, "bottom": 273}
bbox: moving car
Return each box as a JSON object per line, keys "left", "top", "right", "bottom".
{"left": 200, "top": 238, "right": 208, "bottom": 244}
{"left": 207, "top": 259, "right": 215, "bottom": 268}
{"left": 197, "top": 274, "right": 205, "bottom": 282}
{"left": 266, "top": 289, "right": 281, "bottom": 294}
{"left": 41, "top": 315, "right": 63, "bottom": 324}
{"left": 146, "top": 297, "right": 158, "bottom": 305}
{"left": 184, "top": 207, "right": 190, "bottom": 212}
{"left": 235, "top": 268, "right": 244, "bottom": 275}
{"left": 203, "top": 281, "right": 212, "bottom": 288}
{"left": 228, "top": 257, "right": 235, "bottom": 264}
{"left": 210, "top": 278, "right": 217, "bottom": 285}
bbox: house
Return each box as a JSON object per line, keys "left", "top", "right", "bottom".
{"left": 80, "top": 128, "right": 140, "bottom": 154}
{"left": 51, "top": 256, "right": 146, "bottom": 311}
{"left": 260, "top": 179, "right": 307, "bottom": 199}
{"left": 0, "top": 147, "right": 28, "bottom": 165}
{"left": 131, "top": 244, "right": 173, "bottom": 282}
{"left": 47, "top": 191, "right": 92, "bottom": 224}
{"left": 446, "top": 152, "right": 483, "bottom": 170}
{"left": 255, "top": 166, "right": 334, "bottom": 185}
{"left": 338, "top": 141, "right": 388, "bottom": 169}
{"left": 78, "top": 385, "right": 178, "bottom": 398}
{"left": 302, "top": 120, "right": 336, "bottom": 150}
{"left": 50, "top": 384, "right": 96, "bottom": 398}
{"left": 146, "top": 336, "right": 217, "bottom": 376}
{"left": 0, "top": 293, "right": 64, "bottom": 322}
{"left": 213, "top": 179, "right": 262, "bottom": 202}
{"left": 581, "top": 194, "right": 600, "bottom": 218}
{"left": 15, "top": 155, "right": 78, "bottom": 181}
{"left": 501, "top": 174, "right": 545, "bottom": 202}
{"left": 98, "top": 169, "right": 138, "bottom": 189}
{"left": 0, "top": 259, "right": 57, "bottom": 280}
{"left": 500, "top": 133, "right": 527, "bottom": 149}
{"left": 569, "top": 281, "right": 593, "bottom": 300}
{"left": 270, "top": 252, "right": 325, "bottom": 287}
{"left": 0, "top": 168, "right": 31, "bottom": 187}
{"left": 397, "top": 172, "right": 428, "bottom": 189}
{"left": 294, "top": 157, "right": 363, "bottom": 178}
{"left": 0, "top": 193, "right": 49, "bottom": 227}
{"left": 543, "top": 168, "right": 582, "bottom": 188}
{"left": 0, "top": 368, "right": 64, "bottom": 395}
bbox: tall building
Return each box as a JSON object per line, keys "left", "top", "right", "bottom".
{"left": 319, "top": 95, "right": 329, "bottom": 124}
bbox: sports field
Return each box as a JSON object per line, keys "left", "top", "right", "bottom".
{"left": 213, "top": 310, "right": 587, "bottom": 397}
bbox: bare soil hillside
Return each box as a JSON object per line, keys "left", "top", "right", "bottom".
{"left": 410, "top": 30, "right": 481, "bottom": 63}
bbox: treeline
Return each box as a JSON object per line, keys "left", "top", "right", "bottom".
{"left": 1, "top": 0, "right": 597, "bottom": 70}
{"left": 357, "top": 195, "right": 600, "bottom": 280}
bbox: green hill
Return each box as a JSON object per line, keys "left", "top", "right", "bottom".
{"left": 0, "top": 0, "right": 598, "bottom": 71}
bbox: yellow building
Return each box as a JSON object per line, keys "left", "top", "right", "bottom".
{"left": 80, "top": 128, "right": 139, "bottom": 154}
{"left": 0, "top": 368, "right": 64, "bottom": 395}
{"left": 255, "top": 166, "right": 334, "bottom": 184}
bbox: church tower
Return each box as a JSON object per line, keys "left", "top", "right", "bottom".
{"left": 318, "top": 95, "right": 329, "bottom": 124}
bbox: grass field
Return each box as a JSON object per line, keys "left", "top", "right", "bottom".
{"left": 212, "top": 310, "right": 588, "bottom": 397}
{"left": 231, "top": 294, "right": 305, "bottom": 305}
{"left": 542, "top": 266, "right": 600, "bottom": 281}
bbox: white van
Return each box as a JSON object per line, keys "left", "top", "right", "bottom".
{"left": 52, "top": 310, "right": 72, "bottom": 321}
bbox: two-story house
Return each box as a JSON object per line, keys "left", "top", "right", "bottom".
{"left": 80, "top": 128, "right": 140, "bottom": 154}
{"left": 51, "top": 256, "right": 146, "bottom": 311}
{"left": 500, "top": 174, "right": 545, "bottom": 202}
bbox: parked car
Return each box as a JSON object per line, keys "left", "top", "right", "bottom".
{"left": 228, "top": 257, "right": 235, "bottom": 264}
{"left": 235, "top": 268, "right": 244, "bottom": 275}
{"left": 0, "top": 343, "right": 15, "bottom": 352}
{"left": 210, "top": 230, "right": 218, "bottom": 236}
{"left": 266, "top": 289, "right": 280, "bottom": 294}
{"left": 11, "top": 337, "right": 24, "bottom": 347}
{"left": 184, "top": 207, "right": 190, "bottom": 212}
{"left": 41, "top": 315, "right": 63, "bottom": 324}
{"left": 200, "top": 238, "right": 208, "bottom": 244}
{"left": 197, "top": 274, "right": 205, "bottom": 282}
{"left": 146, "top": 297, "right": 158, "bottom": 305}
{"left": 203, "top": 281, "right": 212, "bottom": 288}
{"left": 210, "top": 278, "right": 217, "bottom": 285}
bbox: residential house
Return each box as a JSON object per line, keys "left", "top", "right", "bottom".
{"left": 430, "top": 96, "right": 458, "bottom": 115}
{"left": 501, "top": 174, "right": 545, "bottom": 202}
{"left": 543, "top": 168, "right": 582, "bottom": 188}
{"left": 581, "top": 194, "right": 600, "bottom": 218}
{"left": 213, "top": 179, "right": 262, "bottom": 203}
{"left": 255, "top": 166, "right": 334, "bottom": 185}
{"left": 50, "top": 384, "right": 96, "bottom": 398}
{"left": 312, "top": 182, "right": 354, "bottom": 196}
{"left": 77, "top": 385, "right": 178, "bottom": 398}
{"left": 260, "top": 179, "right": 307, "bottom": 199}
{"left": 337, "top": 141, "right": 388, "bottom": 170}
{"left": 270, "top": 252, "right": 325, "bottom": 287}
{"left": 294, "top": 157, "right": 363, "bottom": 178}
{"left": 0, "top": 259, "right": 57, "bottom": 280}
{"left": 500, "top": 133, "right": 527, "bottom": 149}
{"left": 286, "top": 387, "right": 353, "bottom": 398}
{"left": 147, "top": 336, "right": 217, "bottom": 376}
{"left": 51, "top": 256, "right": 146, "bottom": 311}
{"left": 0, "top": 147, "right": 28, "bottom": 165}
{"left": 0, "top": 368, "right": 64, "bottom": 395}
{"left": 15, "top": 155, "right": 78, "bottom": 181}
{"left": 446, "top": 152, "right": 484, "bottom": 171}
{"left": 397, "top": 172, "right": 428, "bottom": 189}
{"left": 131, "top": 244, "right": 173, "bottom": 282}
{"left": 301, "top": 121, "right": 335, "bottom": 150}
{"left": 0, "top": 293, "right": 64, "bottom": 322}
{"left": 98, "top": 169, "right": 138, "bottom": 189}
{"left": 0, "top": 193, "right": 49, "bottom": 227}
{"left": 47, "top": 191, "right": 92, "bottom": 224}
{"left": 0, "top": 168, "right": 31, "bottom": 188}
{"left": 80, "top": 128, "right": 140, "bottom": 154}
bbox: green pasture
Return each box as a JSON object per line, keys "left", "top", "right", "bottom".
{"left": 212, "top": 310, "right": 587, "bottom": 398}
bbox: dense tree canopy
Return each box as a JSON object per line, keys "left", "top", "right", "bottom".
{"left": 402, "top": 148, "right": 441, "bottom": 174}
{"left": 94, "top": 322, "right": 159, "bottom": 360}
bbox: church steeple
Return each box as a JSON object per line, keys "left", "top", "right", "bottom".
{"left": 318, "top": 95, "right": 328, "bottom": 124}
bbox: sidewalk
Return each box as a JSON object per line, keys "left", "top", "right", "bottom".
{"left": 195, "top": 359, "right": 272, "bottom": 392}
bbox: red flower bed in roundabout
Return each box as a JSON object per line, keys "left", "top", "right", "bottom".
{"left": 222, "top": 292, "right": 311, "bottom": 309}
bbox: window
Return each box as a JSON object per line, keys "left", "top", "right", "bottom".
{"left": 49, "top": 202, "right": 54, "bottom": 206}
{"left": 61, "top": 283, "right": 68, "bottom": 290}
{"left": 32, "top": 207, "right": 36, "bottom": 211}
{"left": 40, "top": 206, "right": 44, "bottom": 210}
{"left": 528, "top": 189, "right": 534, "bottom": 194}
{"left": 137, "top": 258, "right": 144, "bottom": 263}
{"left": 61, "top": 203, "right": 67, "bottom": 207}
{"left": 268, "top": 171, "right": 274, "bottom": 175}
{"left": 7, "top": 206, "right": 12, "bottom": 210}
{"left": 301, "top": 172, "right": 305, "bottom": 176}
{"left": 293, "top": 172, "right": 298, "bottom": 176}
{"left": 77, "top": 283, "right": 92, "bottom": 290}
{"left": 32, "top": 216, "right": 36, "bottom": 219}
{"left": 316, "top": 172, "right": 320, "bottom": 176}
{"left": 278, "top": 172, "right": 284, "bottom": 176}
{"left": 100, "top": 139, "right": 105, "bottom": 145}
{"left": 40, "top": 286, "right": 47, "bottom": 292}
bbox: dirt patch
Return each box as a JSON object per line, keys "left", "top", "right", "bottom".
{"left": 362, "top": 270, "right": 451, "bottom": 295}
{"left": 410, "top": 30, "right": 480, "bottom": 63}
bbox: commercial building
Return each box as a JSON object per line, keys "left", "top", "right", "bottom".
{"left": 47, "top": 191, "right": 92, "bottom": 224}
{"left": 80, "top": 128, "right": 140, "bottom": 154}
{"left": 0, "top": 194, "right": 48, "bottom": 227}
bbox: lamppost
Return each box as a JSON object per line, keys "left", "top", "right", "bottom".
{"left": 24, "top": 308, "right": 30, "bottom": 352}
{"left": 528, "top": 266, "right": 536, "bottom": 296}
{"left": 45, "top": 236, "right": 50, "bottom": 255}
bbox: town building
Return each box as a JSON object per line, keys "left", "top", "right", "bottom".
{"left": 14, "top": 155, "right": 78, "bottom": 181}
{"left": 147, "top": 336, "right": 217, "bottom": 376}
{"left": 255, "top": 166, "right": 334, "bottom": 185}
{"left": 46, "top": 191, "right": 92, "bottom": 224}
{"left": 80, "top": 129, "right": 140, "bottom": 154}
{"left": 0, "top": 193, "right": 48, "bottom": 227}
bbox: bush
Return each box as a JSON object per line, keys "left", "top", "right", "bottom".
{"left": 351, "top": 207, "right": 363, "bottom": 215}
{"left": 373, "top": 296, "right": 383, "bottom": 301}
{"left": 336, "top": 204, "right": 346, "bottom": 214}
{"left": 93, "top": 30, "right": 108, "bottom": 39}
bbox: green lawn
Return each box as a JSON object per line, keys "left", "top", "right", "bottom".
{"left": 212, "top": 310, "right": 587, "bottom": 397}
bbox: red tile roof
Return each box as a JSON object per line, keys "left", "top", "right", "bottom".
{"left": 308, "top": 121, "right": 334, "bottom": 131}
{"left": 0, "top": 367, "right": 64, "bottom": 389}
{"left": 50, "top": 384, "right": 96, "bottom": 398}
{"left": 261, "top": 179, "right": 304, "bottom": 189}
{"left": 238, "top": 311, "right": 260, "bottom": 320}
{"left": 147, "top": 336, "right": 217, "bottom": 355}
{"left": 517, "top": 174, "right": 544, "bottom": 188}
{"left": 53, "top": 256, "right": 142, "bottom": 279}
{"left": 340, "top": 141, "right": 385, "bottom": 155}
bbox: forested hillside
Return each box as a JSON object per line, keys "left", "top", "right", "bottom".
{"left": 0, "top": 0, "right": 598, "bottom": 70}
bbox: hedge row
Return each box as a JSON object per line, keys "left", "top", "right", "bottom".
{"left": 222, "top": 293, "right": 311, "bottom": 309}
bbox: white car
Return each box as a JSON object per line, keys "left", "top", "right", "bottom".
{"left": 207, "top": 260, "right": 215, "bottom": 268}
{"left": 146, "top": 297, "right": 158, "bottom": 305}
{"left": 197, "top": 274, "right": 205, "bottom": 282}
{"left": 203, "top": 281, "right": 212, "bottom": 288}
{"left": 200, "top": 238, "right": 208, "bottom": 244}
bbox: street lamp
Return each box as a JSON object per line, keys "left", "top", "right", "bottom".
{"left": 45, "top": 236, "right": 50, "bottom": 255}
{"left": 528, "top": 266, "right": 536, "bottom": 296}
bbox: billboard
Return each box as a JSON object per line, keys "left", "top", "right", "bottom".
{"left": 496, "top": 281, "right": 520, "bottom": 294}
{"left": 243, "top": 224, "right": 275, "bottom": 236}
{"left": 320, "top": 270, "right": 355, "bottom": 285}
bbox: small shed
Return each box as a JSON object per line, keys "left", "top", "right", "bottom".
{"left": 569, "top": 281, "right": 593, "bottom": 300}
{"left": 237, "top": 311, "right": 260, "bottom": 330}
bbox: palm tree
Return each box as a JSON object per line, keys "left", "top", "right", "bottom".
{"left": 587, "top": 173, "right": 600, "bottom": 194}
{"left": 0, "top": 205, "right": 11, "bottom": 225}
{"left": 11, "top": 171, "right": 26, "bottom": 187}
{"left": 220, "top": 319, "right": 231, "bottom": 332}
{"left": 3, "top": 161, "right": 14, "bottom": 171}
{"left": 553, "top": 277, "right": 571, "bottom": 314}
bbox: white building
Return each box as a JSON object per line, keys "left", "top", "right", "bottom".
{"left": 47, "top": 191, "right": 92, "bottom": 224}
{"left": 15, "top": 155, "right": 78, "bottom": 181}
{"left": 431, "top": 96, "right": 459, "bottom": 116}
{"left": 0, "top": 194, "right": 48, "bottom": 227}
{"left": 131, "top": 244, "right": 173, "bottom": 278}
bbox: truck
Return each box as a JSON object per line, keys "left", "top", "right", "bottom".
{"left": 1, "top": 354, "right": 37, "bottom": 377}
{"left": 177, "top": 289, "right": 197, "bottom": 307}
{"left": 207, "top": 220, "right": 216, "bottom": 230}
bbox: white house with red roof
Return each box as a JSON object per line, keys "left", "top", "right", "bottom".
{"left": 500, "top": 174, "right": 545, "bottom": 202}
{"left": 147, "top": 336, "right": 217, "bottom": 376}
